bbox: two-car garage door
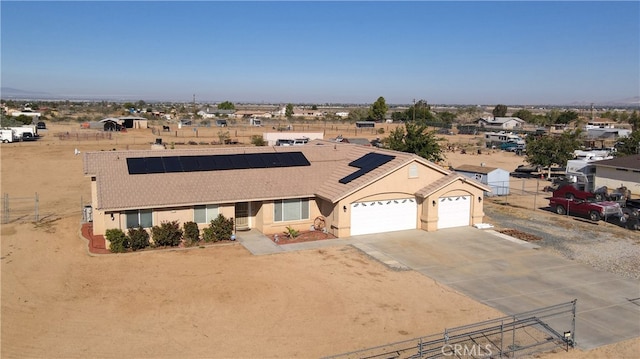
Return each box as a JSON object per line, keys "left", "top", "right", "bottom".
{"left": 350, "top": 198, "right": 417, "bottom": 236}
{"left": 437, "top": 196, "right": 471, "bottom": 229}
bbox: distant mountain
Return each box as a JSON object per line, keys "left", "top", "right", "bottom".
{"left": 1, "top": 87, "right": 54, "bottom": 99}
{"left": 570, "top": 97, "right": 640, "bottom": 107}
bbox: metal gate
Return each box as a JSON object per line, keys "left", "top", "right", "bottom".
{"left": 324, "top": 300, "right": 577, "bottom": 359}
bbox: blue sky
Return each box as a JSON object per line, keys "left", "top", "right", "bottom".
{"left": 2, "top": 1, "right": 638, "bottom": 105}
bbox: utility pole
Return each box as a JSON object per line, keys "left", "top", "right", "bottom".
{"left": 413, "top": 98, "right": 416, "bottom": 122}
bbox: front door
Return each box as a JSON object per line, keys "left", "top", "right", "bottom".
{"left": 235, "top": 202, "right": 250, "bottom": 230}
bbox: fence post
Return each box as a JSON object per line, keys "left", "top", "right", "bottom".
{"left": 500, "top": 320, "right": 504, "bottom": 358}
{"left": 572, "top": 299, "right": 577, "bottom": 347}
{"left": 4, "top": 193, "right": 9, "bottom": 224}
{"left": 34, "top": 192, "right": 39, "bottom": 222}
{"left": 534, "top": 180, "right": 539, "bottom": 211}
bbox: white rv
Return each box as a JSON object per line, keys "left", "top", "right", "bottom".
{"left": 0, "top": 129, "right": 17, "bottom": 143}
{"left": 484, "top": 131, "right": 525, "bottom": 148}
{"left": 565, "top": 150, "right": 614, "bottom": 192}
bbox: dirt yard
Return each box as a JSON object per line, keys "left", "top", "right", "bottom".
{"left": 1, "top": 122, "right": 637, "bottom": 358}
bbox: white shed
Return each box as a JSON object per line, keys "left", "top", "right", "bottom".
{"left": 455, "top": 164, "right": 510, "bottom": 196}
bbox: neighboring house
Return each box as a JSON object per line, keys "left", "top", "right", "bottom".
{"left": 198, "top": 109, "right": 235, "bottom": 119}
{"left": 476, "top": 117, "right": 525, "bottom": 130}
{"left": 234, "top": 110, "right": 273, "bottom": 119}
{"left": 454, "top": 164, "right": 510, "bottom": 196}
{"left": 119, "top": 116, "right": 148, "bottom": 129}
{"left": 263, "top": 132, "right": 323, "bottom": 146}
{"left": 592, "top": 154, "right": 640, "bottom": 196}
{"left": 83, "top": 141, "right": 490, "bottom": 242}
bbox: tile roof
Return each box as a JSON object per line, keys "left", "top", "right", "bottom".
{"left": 415, "top": 172, "right": 491, "bottom": 198}
{"left": 591, "top": 154, "right": 640, "bottom": 170}
{"left": 84, "top": 141, "right": 448, "bottom": 211}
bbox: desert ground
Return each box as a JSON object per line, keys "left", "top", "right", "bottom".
{"left": 1, "top": 121, "right": 638, "bottom": 358}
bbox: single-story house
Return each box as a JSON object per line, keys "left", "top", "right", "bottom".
{"left": 592, "top": 154, "right": 640, "bottom": 196}
{"left": 119, "top": 116, "right": 148, "bottom": 129}
{"left": 454, "top": 164, "right": 510, "bottom": 196}
{"left": 476, "top": 117, "right": 525, "bottom": 130}
{"left": 83, "top": 141, "right": 490, "bottom": 242}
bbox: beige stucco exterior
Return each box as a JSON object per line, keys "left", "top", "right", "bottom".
{"left": 91, "top": 158, "right": 487, "bottom": 241}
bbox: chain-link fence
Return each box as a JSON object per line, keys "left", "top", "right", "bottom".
{"left": 1, "top": 193, "right": 40, "bottom": 224}
{"left": 324, "top": 300, "right": 577, "bottom": 359}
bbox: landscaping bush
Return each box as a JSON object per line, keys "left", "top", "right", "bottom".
{"left": 183, "top": 221, "right": 200, "bottom": 246}
{"left": 106, "top": 228, "right": 129, "bottom": 253}
{"left": 128, "top": 227, "right": 150, "bottom": 251}
{"left": 208, "top": 214, "right": 234, "bottom": 241}
{"left": 202, "top": 226, "right": 216, "bottom": 243}
{"left": 151, "top": 221, "right": 183, "bottom": 247}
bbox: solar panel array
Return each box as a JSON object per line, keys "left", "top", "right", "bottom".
{"left": 339, "top": 152, "right": 396, "bottom": 184}
{"left": 126, "top": 152, "right": 311, "bottom": 175}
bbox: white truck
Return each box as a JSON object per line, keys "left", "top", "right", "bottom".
{"left": 9, "top": 126, "right": 37, "bottom": 141}
{"left": 0, "top": 129, "right": 17, "bottom": 143}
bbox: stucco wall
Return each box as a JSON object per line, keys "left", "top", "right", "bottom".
{"left": 420, "top": 182, "right": 485, "bottom": 231}
{"left": 333, "top": 161, "right": 447, "bottom": 237}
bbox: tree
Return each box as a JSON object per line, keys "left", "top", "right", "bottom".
{"left": 13, "top": 115, "right": 33, "bottom": 125}
{"left": 285, "top": 104, "right": 294, "bottom": 119}
{"left": 525, "top": 131, "right": 582, "bottom": 178}
{"left": 556, "top": 110, "right": 579, "bottom": 125}
{"left": 311, "top": 105, "right": 318, "bottom": 110}
{"left": 615, "top": 130, "right": 640, "bottom": 156}
{"left": 347, "top": 108, "right": 369, "bottom": 123}
{"left": 492, "top": 104, "right": 508, "bottom": 117}
{"left": 217, "top": 101, "right": 235, "bottom": 110}
{"left": 436, "top": 111, "right": 456, "bottom": 124}
{"left": 385, "top": 122, "right": 444, "bottom": 163}
{"left": 627, "top": 110, "right": 640, "bottom": 131}
{"left": 511, "top": 109, "right": 534, "bottom": 123}
{"left": 369, "top": 96, "right": 388, "bottom": 122}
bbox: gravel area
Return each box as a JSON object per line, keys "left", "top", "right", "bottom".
{"left": 483, "top": 201, "right": 640, "bottom": 280}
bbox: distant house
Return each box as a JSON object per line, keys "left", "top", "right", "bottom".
{"left": 119, "top": 116, "right": 148, "bottom": 129}
{"left": 198, "top": 108, "right": 235, "bottom": 119}
{"left": 592, "top": 154, "right": 640, "bottom": 196}
{"left": 454, "top": 164, "right": 510, "bottom": 196}
{"left": 476, "top": 117, "right": 524, "bottom": 130}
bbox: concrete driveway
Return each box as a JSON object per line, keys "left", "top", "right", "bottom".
{"left": 350, "top": 228, "right": 640, "bottom": 351}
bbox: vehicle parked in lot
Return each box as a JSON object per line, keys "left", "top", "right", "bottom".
{"left": 552, "top": 184, "right": 598, "bottom": 200}
{"left": 548, "top": 197, "right": 624, "bottom": 222}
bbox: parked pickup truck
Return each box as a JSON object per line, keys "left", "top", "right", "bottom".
{"left": 548, "top": 197, "right": 624, "bottom": 222}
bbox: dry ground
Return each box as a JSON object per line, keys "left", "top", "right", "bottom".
{"left": 1, "top": 122, "right": 637, "bottom": 358}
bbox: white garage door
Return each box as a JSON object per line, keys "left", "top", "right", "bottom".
{"left": 350, "top": 198, "right": 417, "bottom": 236}
{"left": 437, "top": 196, "right": 471, "bottom": 229}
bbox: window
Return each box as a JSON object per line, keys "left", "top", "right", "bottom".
{"left": 274, "top": 199, "right": 309, "bottom": 222}
{"left": 125, "top": 209, "right": 152, "bottom": 228}
{"left": 194, "top": 205, "right": 219, "bottom": 223}
{"left": 408, "top": 164, "right": 418, "bottom": 178}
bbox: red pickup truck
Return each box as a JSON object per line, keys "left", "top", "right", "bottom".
{"left": 548, "top": 197, "right": 624, "bottom": 222}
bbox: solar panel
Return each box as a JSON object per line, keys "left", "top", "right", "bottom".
{"left": 163, "top": 156, "right": 183, "bottom": 172}
{"left": 126, "top": 158, "right": 147, "bottom": 174}
{"left": 145, "top": 157, "right": 165, "bottom": 174}
{"left": 246, "top": 153, "right": 267, "bottom": 168}
{"left": 179, "top": 156, "right": 200, "bottom": 172}
{"left": 339, "top": 152, "right": 395, "bottom": 184}
{"left": 126, "top": 152, "right": 311, "bottom": 175}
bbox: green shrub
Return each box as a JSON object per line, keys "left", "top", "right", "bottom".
{"left": 209, "top": 214, "right": 234, "bottom": 241}
{"left": 106, "top": 228, "right": 129, "bottom": 253}
{"left": 284, "top": 226, "right": 299, "bottom": 239}
{"left": 202, "top": 227, "right": 215, "bottom": 242}
{"left": 128, "top": 227, "right": 150, "bottom": 251}
{"left": 183, "top": 221, "right": 200, "bottom": 246}
{"left": 250, "top": 135, "right": 267, "bottom": 146}
{"left": 151, "top": 221, "right": 183, "bottom": 247}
